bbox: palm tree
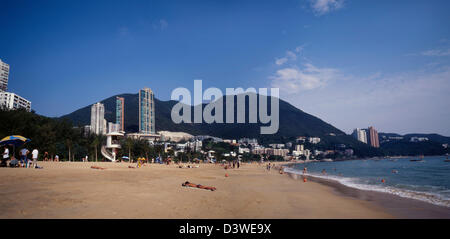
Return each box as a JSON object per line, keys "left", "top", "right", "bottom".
{"left": 65, "top": 138, "right": 72, "bottom": 162}
{"left": 125, "top": 138, "right": 134, "bottom": 163}
{"left": 91, "top": 136, "right": 100, "bottom": 162}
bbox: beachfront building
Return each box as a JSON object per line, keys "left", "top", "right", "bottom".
{"left": 295, "top": 144, "right": 304, "bottom": 152}
{"left": 187, "top": 140, "right": 202, "bottom": 152}
{"left": 239, "top": 147, "right": 250, "bottom": 154}
{"left": 90, "top": 102, "right": 105, "bottom": 135}
{"left": 0, "top": 59, "right": 10, "bottom": 92}
{"left": 0, "top": 91, "right": 31, "bottom": 112}
{"left": 367, "top": 126, "right": 380, "bottom": 148}
{"left": 352, "top": 128, "right": 367, "bottom": 144}
{"left": 139, "top": 87, "right": 155, "bottom": 134}
{"left": 116, "top": 96, "right": 125, "bottom": 132}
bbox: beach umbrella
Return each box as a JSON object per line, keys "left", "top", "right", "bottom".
{"left": 0, "top": 135, "right": 31, "bottom": 157}
{"left": 0, "top": 135, "right": 31, "bottom": 146}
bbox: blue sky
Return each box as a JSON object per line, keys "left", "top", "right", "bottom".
{"left": 1, "top": 0, "right": 450, "bottom": 135}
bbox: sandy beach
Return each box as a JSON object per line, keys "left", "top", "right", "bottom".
{"left": 0, "top": 161, "right": 446, "bottom": 219}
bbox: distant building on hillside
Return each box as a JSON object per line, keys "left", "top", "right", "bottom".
{"left": 367, "top": 126, "right": 380, "bottom": 148}
{"left": 90, "top": 102, "right": 105, "bottom": 135}
{"left": 158, "top": 131, "right": 193, "bottom": 142}
{"left": 352, "top": 128, "right": 367, "bottom": 144}
{"left": 116, "top": 96, "right": 125, "bottom": 132}
{"left": 238, "top": 138, "right": 258, "bottom": 146}
{"left": 0, "top": 91, "right": 31, "bottom": 112}
{"left": 308, "top": 137, "right": 321, "bottom": 144}
{"left": 139, "top": 87, "right": 155, "bottom": 134}
{"left": 296, "top": 136, "right": 306, "bottom": 143}
{"left": 269, "top": 143, "right": 285, "bottom": 149}
{"left": 0, "top": 59, "right": 10, "bottom": 92}
{"left": 410, "top": 136, "right": 429, "bottom": 142}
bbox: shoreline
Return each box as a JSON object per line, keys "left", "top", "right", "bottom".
{"left": 281, "top": 163, "right": 450, "bottom": 219}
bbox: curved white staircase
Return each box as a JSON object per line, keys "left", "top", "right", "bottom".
{"left": 101, "top": 145, "right": 115, "bottom": 161}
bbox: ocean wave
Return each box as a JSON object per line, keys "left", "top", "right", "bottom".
{"left": 284, "top": 167, "right": 450, "bottom": 208}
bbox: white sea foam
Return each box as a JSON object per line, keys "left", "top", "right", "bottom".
{"left": 284, "top": 167, "right": 450, "bottom": 208}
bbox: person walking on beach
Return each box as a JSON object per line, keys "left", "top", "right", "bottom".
{"left": 19, "top": 148, "right": 29, "bottom": 168}
{"left": 44, "top": 152, "right": 49, "bottom": 161}
{"left": 31, "top": 148, "right": 39, "bottom": 168}
{"left": 55, "top": 155, "right": 59, "bottom": 162}
{"left": 85, "top": 155, "right": 89, "bottom": 162}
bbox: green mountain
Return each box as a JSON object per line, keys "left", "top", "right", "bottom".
{"left": 60, "top": 93, "right": 376, "bottom": 152}
{"left": 61, "top": 93, "right": 343, "bottom": 137}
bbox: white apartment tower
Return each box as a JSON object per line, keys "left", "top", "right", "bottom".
{"left": 352, "top": 128, "right": 368, "bottom": 144}
{"left": 90, "top": 102, "right": 105, "bottom": 135}
{"left": 0, "top": 59, "right": 10, "bottom": 92}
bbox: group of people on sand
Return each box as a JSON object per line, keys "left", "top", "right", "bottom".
{"left": 1, "top": 145, "right": 41, "bottom": 168}
{"left": 223, "top": 160, "right": 240, "bottom": 169}
{"left": 42, "top": 152, "right": 59, "bottom": 162}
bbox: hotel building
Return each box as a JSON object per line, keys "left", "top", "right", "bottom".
{"left": 139, "top": 88, "right": 155, "bottom": 134}
{"left": 90, "top": 102, "right": 105, "bottom": 135}
{"left": 116, "top": 96, "right": 125, "bottom": 132}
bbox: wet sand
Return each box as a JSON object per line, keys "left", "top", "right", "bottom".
{"left": 0, "top": 161, "right": 420, "bottom": 218}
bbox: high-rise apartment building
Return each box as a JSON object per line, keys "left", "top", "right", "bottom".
{"left": 116, "top": 96, "right": 124, "bottom": 132}
{"left": 0, "top": 92, "right": 31, "bottom": 111}
{"left": 90, "top": 102, "right": 105, "bottom": 135}
{"left": 352, "top": 128, "right": 367, "bottom": 144}
{"left": 0, "top": 59, "right": 10, "bottom": 92}
{"left": 139, "top": 88, "right": 155, "bottom": 134}
{"left": 367, "top": 126, "right": 380, "bottom": 148}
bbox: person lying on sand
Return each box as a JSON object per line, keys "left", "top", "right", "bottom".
{"left": 182, "top": 181, "right": 216, "bottom": 191}
{"left": 91, "top": 166, "right": 106, "bottom": 170}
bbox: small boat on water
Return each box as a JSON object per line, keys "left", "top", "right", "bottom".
{"left": 410, "top": 155, "right": 425, "bottom": 162}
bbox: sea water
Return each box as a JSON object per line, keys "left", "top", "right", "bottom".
{"left": 285, "top": 156, "right": 450, "bottom": 208}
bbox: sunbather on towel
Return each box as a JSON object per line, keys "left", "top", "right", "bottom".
{"left": 182, "top": 181, "right": 216, "bottom": 191}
